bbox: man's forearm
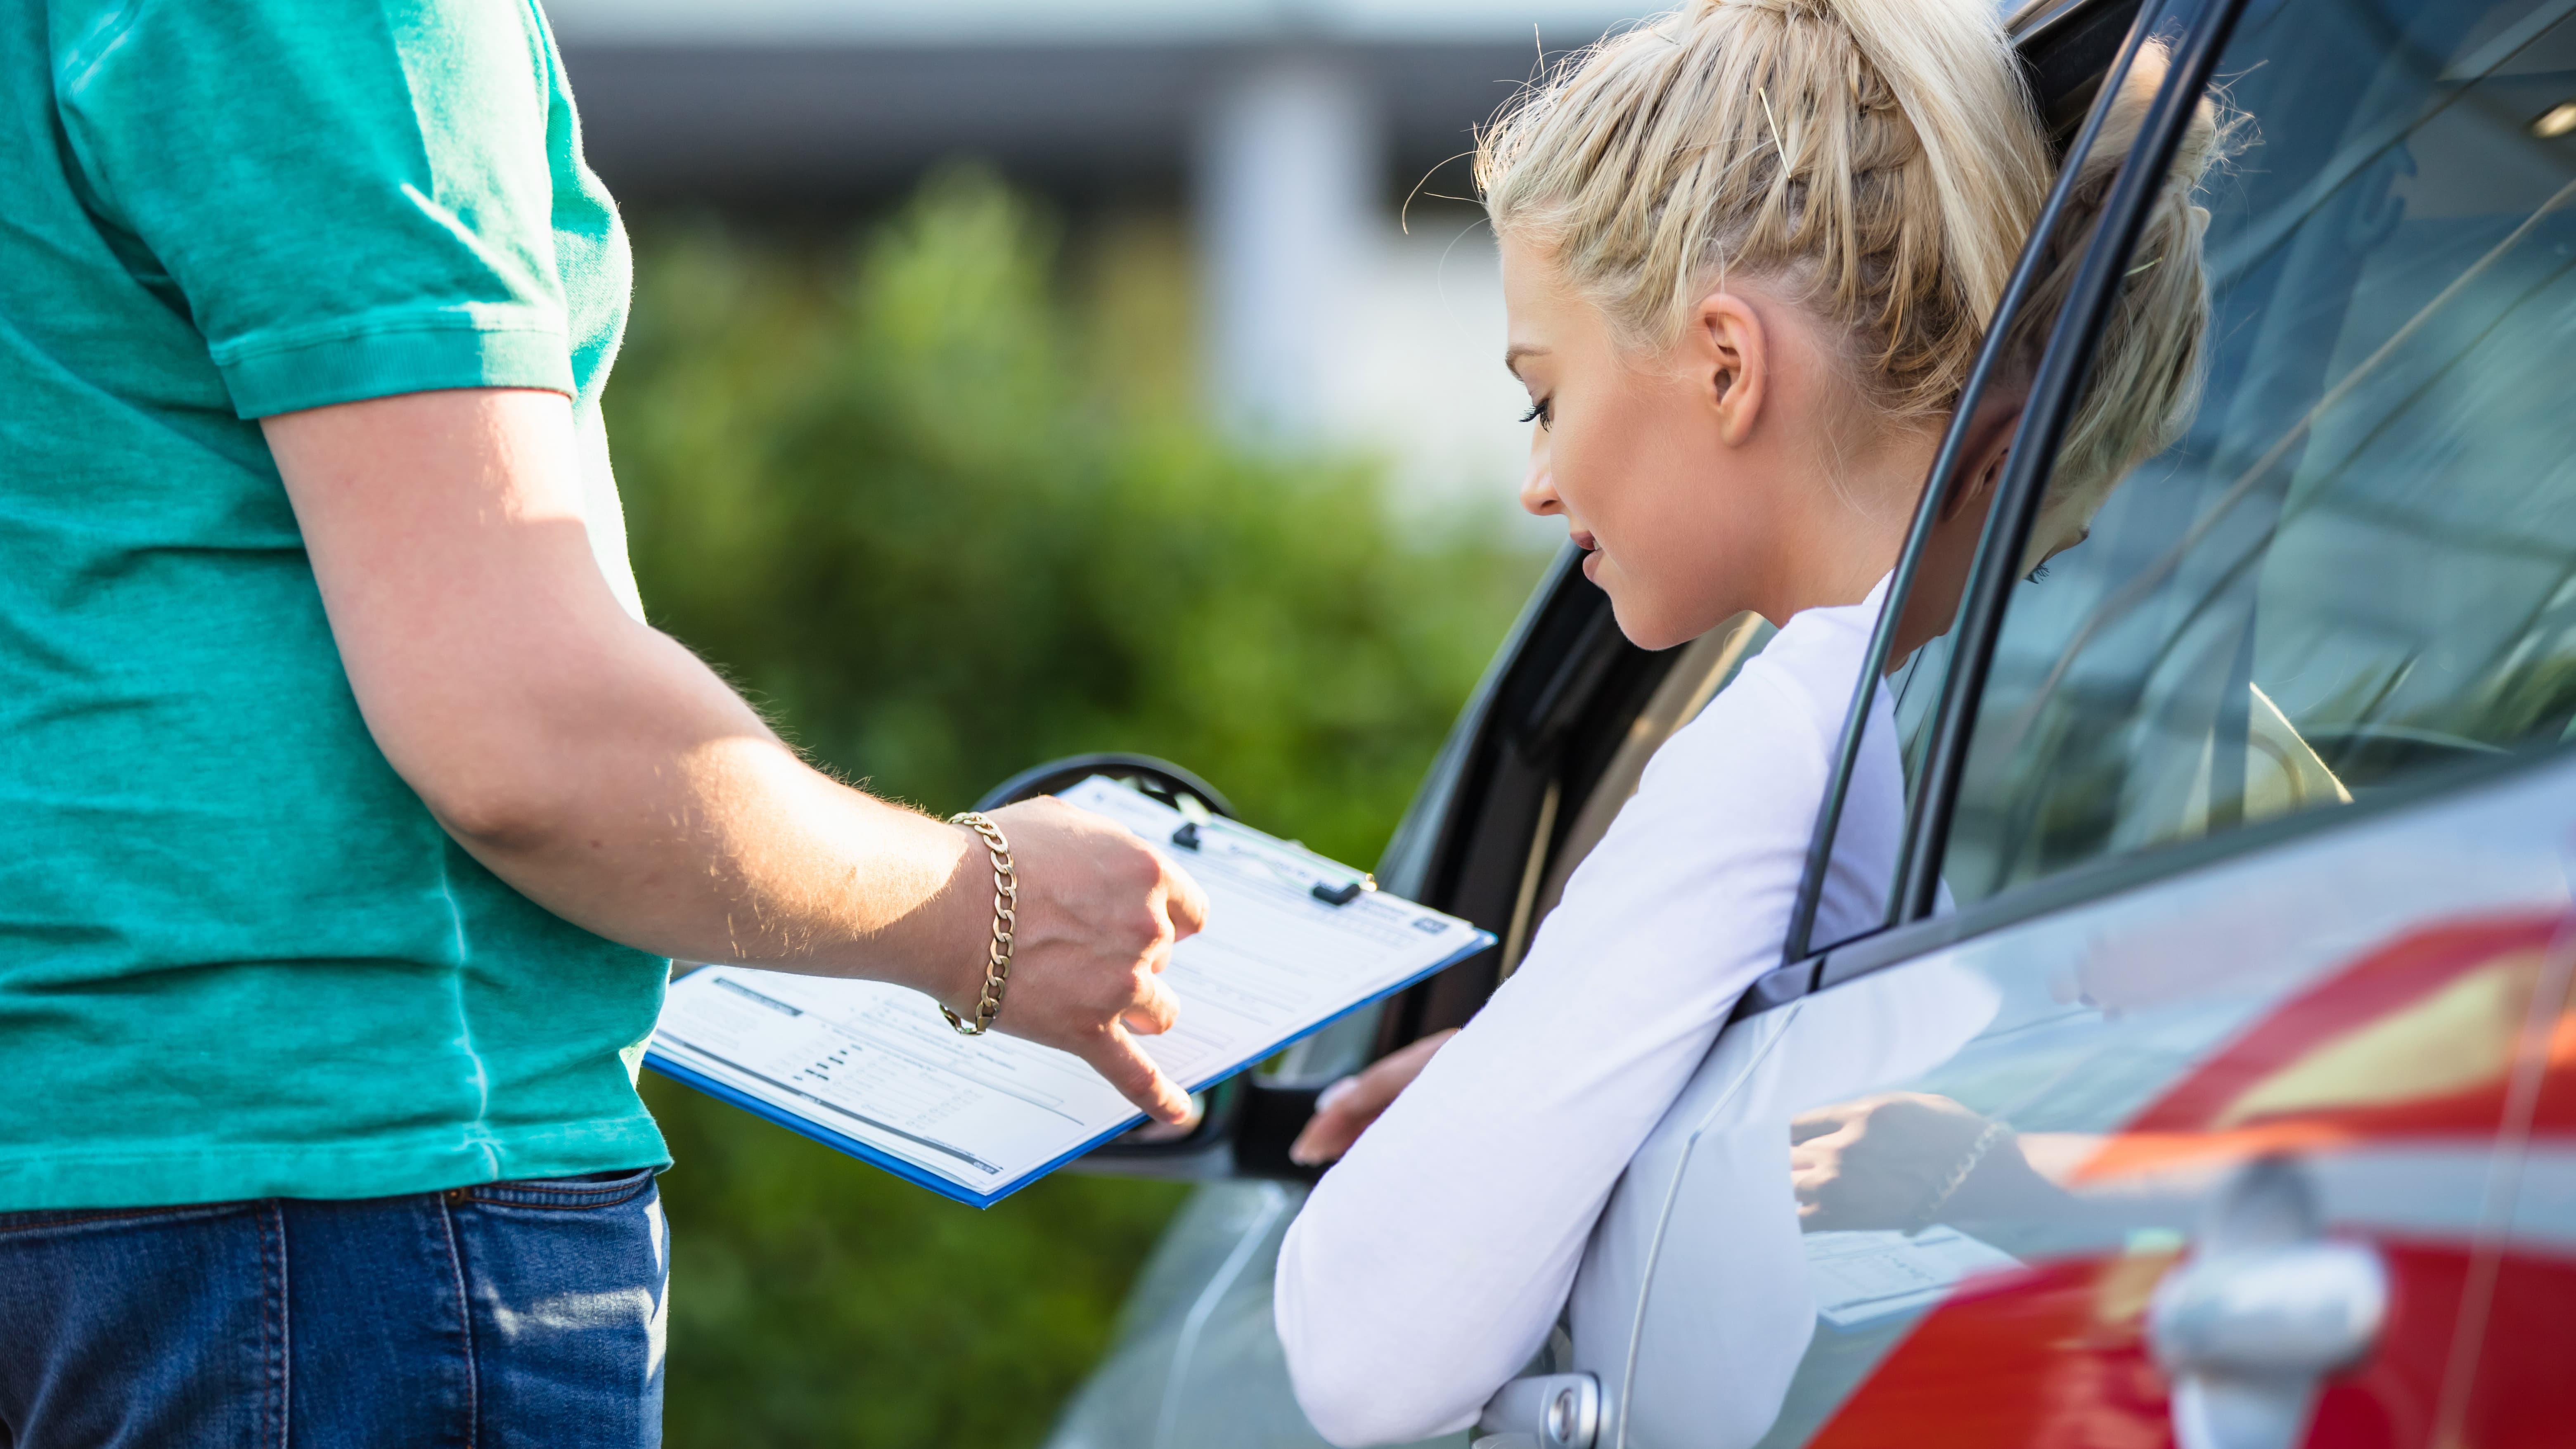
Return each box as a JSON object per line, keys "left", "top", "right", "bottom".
{"left": 261, "top": 391, "right": 985, "bottom": 1005}
{"left": 429, "top": 634, "right": 989, "bottom": 1004}
{"left": 261, "top": 388, "right": 1205, "bottom": 1120}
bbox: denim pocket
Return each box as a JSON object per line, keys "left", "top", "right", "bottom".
{"left": 462, "top": 1166, "right": 657, "bottom": 1211}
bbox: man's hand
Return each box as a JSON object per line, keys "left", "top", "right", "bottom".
{"left": 1287, "top": 1028, "right": 1458, "bottom": 1166}
{"left": 980, "top": 797, "right": 1209, "bottom": 1123}
{"left": 1790, "top": 1091, "right": 2057, "bottom": 1230}
{"left": 1790, "top": 1092, "right": 1990, "bottom": 1230}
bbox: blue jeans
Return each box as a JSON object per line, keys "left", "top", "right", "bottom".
{"left": 0, "top": 1168, "right": 666, "bottom": 1448}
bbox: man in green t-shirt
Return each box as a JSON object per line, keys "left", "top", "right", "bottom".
{"left": 0, "top": 1, "right": 1206, "bottom": 1440}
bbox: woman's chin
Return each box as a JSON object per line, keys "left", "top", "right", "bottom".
{"left": 1605, "top": 594, "right": 1695, "bottom": 653}
{"left": 1602, "top": 576, "right": 1738, "bottom": 651}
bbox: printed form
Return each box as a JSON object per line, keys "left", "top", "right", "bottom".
{"left": 647, "top": 776, "right": 1494, "bottom": 1206}
{"left": 1803, "top": 1226, "right": 2024, "bottom": 1331}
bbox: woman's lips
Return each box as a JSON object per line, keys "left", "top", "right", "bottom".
{"left": 1573, "top": 530, "right": 1603, "bottom": 580}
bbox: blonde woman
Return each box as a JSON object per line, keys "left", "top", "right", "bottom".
{"left": 1272, "top": 1, "right": 2223, "bottom": 1442}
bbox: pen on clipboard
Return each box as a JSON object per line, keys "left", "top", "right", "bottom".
{"left": 1163, "top": 796, "right": 1375, "bottom": 906}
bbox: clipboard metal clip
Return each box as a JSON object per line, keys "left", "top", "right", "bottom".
{"left": 1165, "top": 817, "right": 1373, "bottom": 905}
{"left": 1310, "top": 875, "right": 1378, "bottom": 906}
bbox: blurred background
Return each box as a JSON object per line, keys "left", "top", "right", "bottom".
{"left": 558, "top": 1, "right": 1627, "bottom": 1442}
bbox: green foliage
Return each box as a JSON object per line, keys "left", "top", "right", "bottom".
{"left": 639, "top": 1071, "right": 1193, "bottom": 1448}
{"left": 608, "top": 169, "right": 1544, "bottom": 1447}
{"left": 614, "top": 169, "right": 1539, "bottom": 863}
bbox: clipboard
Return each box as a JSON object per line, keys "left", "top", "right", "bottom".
{"left": 644, "top": 777, "right": 1495, "bottom": 1207}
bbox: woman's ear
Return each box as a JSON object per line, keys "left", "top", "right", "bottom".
{"left": 1937, "top": 391, "right": 2027, "bottom": 522}
{"left": 1689, "top": 291, "right": 1767, "bottom": 446}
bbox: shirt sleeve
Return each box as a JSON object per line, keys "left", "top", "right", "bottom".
{"left": 1271, "top": 663, "right": 1838, "bottom": 1448}
{"left": 50, "top": 0, "right": 576, "bottom": 418}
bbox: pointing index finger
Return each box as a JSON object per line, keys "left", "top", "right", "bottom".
{"left": 1090, "top": 1022, "right": 1194, "bottom": 1125}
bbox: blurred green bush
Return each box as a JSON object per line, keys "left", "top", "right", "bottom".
{"left": 608, "top": 170, "right": 1543, "bottom": 1447}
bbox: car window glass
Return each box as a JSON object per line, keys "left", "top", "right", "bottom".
{"left": 1935, "top": 0, "right": 2576, "bottom": 910}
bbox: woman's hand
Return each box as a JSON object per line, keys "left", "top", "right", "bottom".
{"left": 1288, "top": 1029, "right": 1458, "bottom": 1166}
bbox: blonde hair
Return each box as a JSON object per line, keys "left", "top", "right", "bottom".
{"left": 2006, "top": 43, "right": 2226, "bottom": 500}
{"left": 1478, "top": 0, "right": 2225, "bottom": 502}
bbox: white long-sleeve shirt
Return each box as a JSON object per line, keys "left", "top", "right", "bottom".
{"left": 1273, "top": 582, "right": 1906, "bottom": 1448}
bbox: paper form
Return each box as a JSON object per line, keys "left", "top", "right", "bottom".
{"left": 646, "top": 776, "right": 1495, "bottom": 1206}
{"left": 1802, "top": 1226, "right": 2024, "bottom": 1330}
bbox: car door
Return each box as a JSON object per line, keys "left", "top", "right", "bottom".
{"left": 2447, "top": 914, "right": 2576, "bottom": 1449}
{"left": 1588, "top": 786, "right": 2572, "bottom": 1449}
{"left": 1566, "top": 0, "right": 2576, "bottom": 1444}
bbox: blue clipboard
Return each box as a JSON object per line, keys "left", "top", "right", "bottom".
{"left": 643, "top": 927, "right": 1492, "bottom": 1209}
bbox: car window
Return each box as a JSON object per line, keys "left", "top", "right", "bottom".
{"left": 1930, "top": 0, "right": 2576, "bottom": 910}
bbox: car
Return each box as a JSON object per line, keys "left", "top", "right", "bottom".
{"left": 1024, "top": 0, "right": 2576, "bottom": 1443}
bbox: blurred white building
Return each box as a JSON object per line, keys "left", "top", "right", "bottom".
{"left": 548, "top": 0, "right": 1634, "bottom": 521}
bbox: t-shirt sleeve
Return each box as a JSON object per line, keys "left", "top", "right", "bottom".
{"left": 50, "top": 0, "right": 577, "bottom": 418}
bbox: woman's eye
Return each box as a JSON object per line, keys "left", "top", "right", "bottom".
{"left": 2025, "top": 562, "right": 2053, "bottom": 584}
{"left": 1518, "top": 398, "right": 1554, "bottom": 431}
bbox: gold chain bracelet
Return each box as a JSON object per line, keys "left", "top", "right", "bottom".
{"left": 941, "top": 812, "right": 1017, "bottom": 1035}
{"left": 1905, "top": 1119, "right": 2011, "bottom": 1235}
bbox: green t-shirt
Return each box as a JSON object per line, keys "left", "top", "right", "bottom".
{"left": 0, "top": 0, "right": 671, "bottom": 1210}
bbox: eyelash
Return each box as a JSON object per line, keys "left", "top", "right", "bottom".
{"left": 2025, "top": 563, "right": 2053, "bottom": 584}
{"left": 1519, "top": 398, "right": 1554, "bottom": 430}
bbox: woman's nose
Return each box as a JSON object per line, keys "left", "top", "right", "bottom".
{"left": 1519, "top": 450, "right": 1559, "bottom": 518}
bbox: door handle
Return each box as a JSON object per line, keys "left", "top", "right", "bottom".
{"left": 2147, "top": 1158, "right": 2389, "bottom": 1449}
{"left": 1473, "top": 1372, "right": 1601, "bottom": 1449}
